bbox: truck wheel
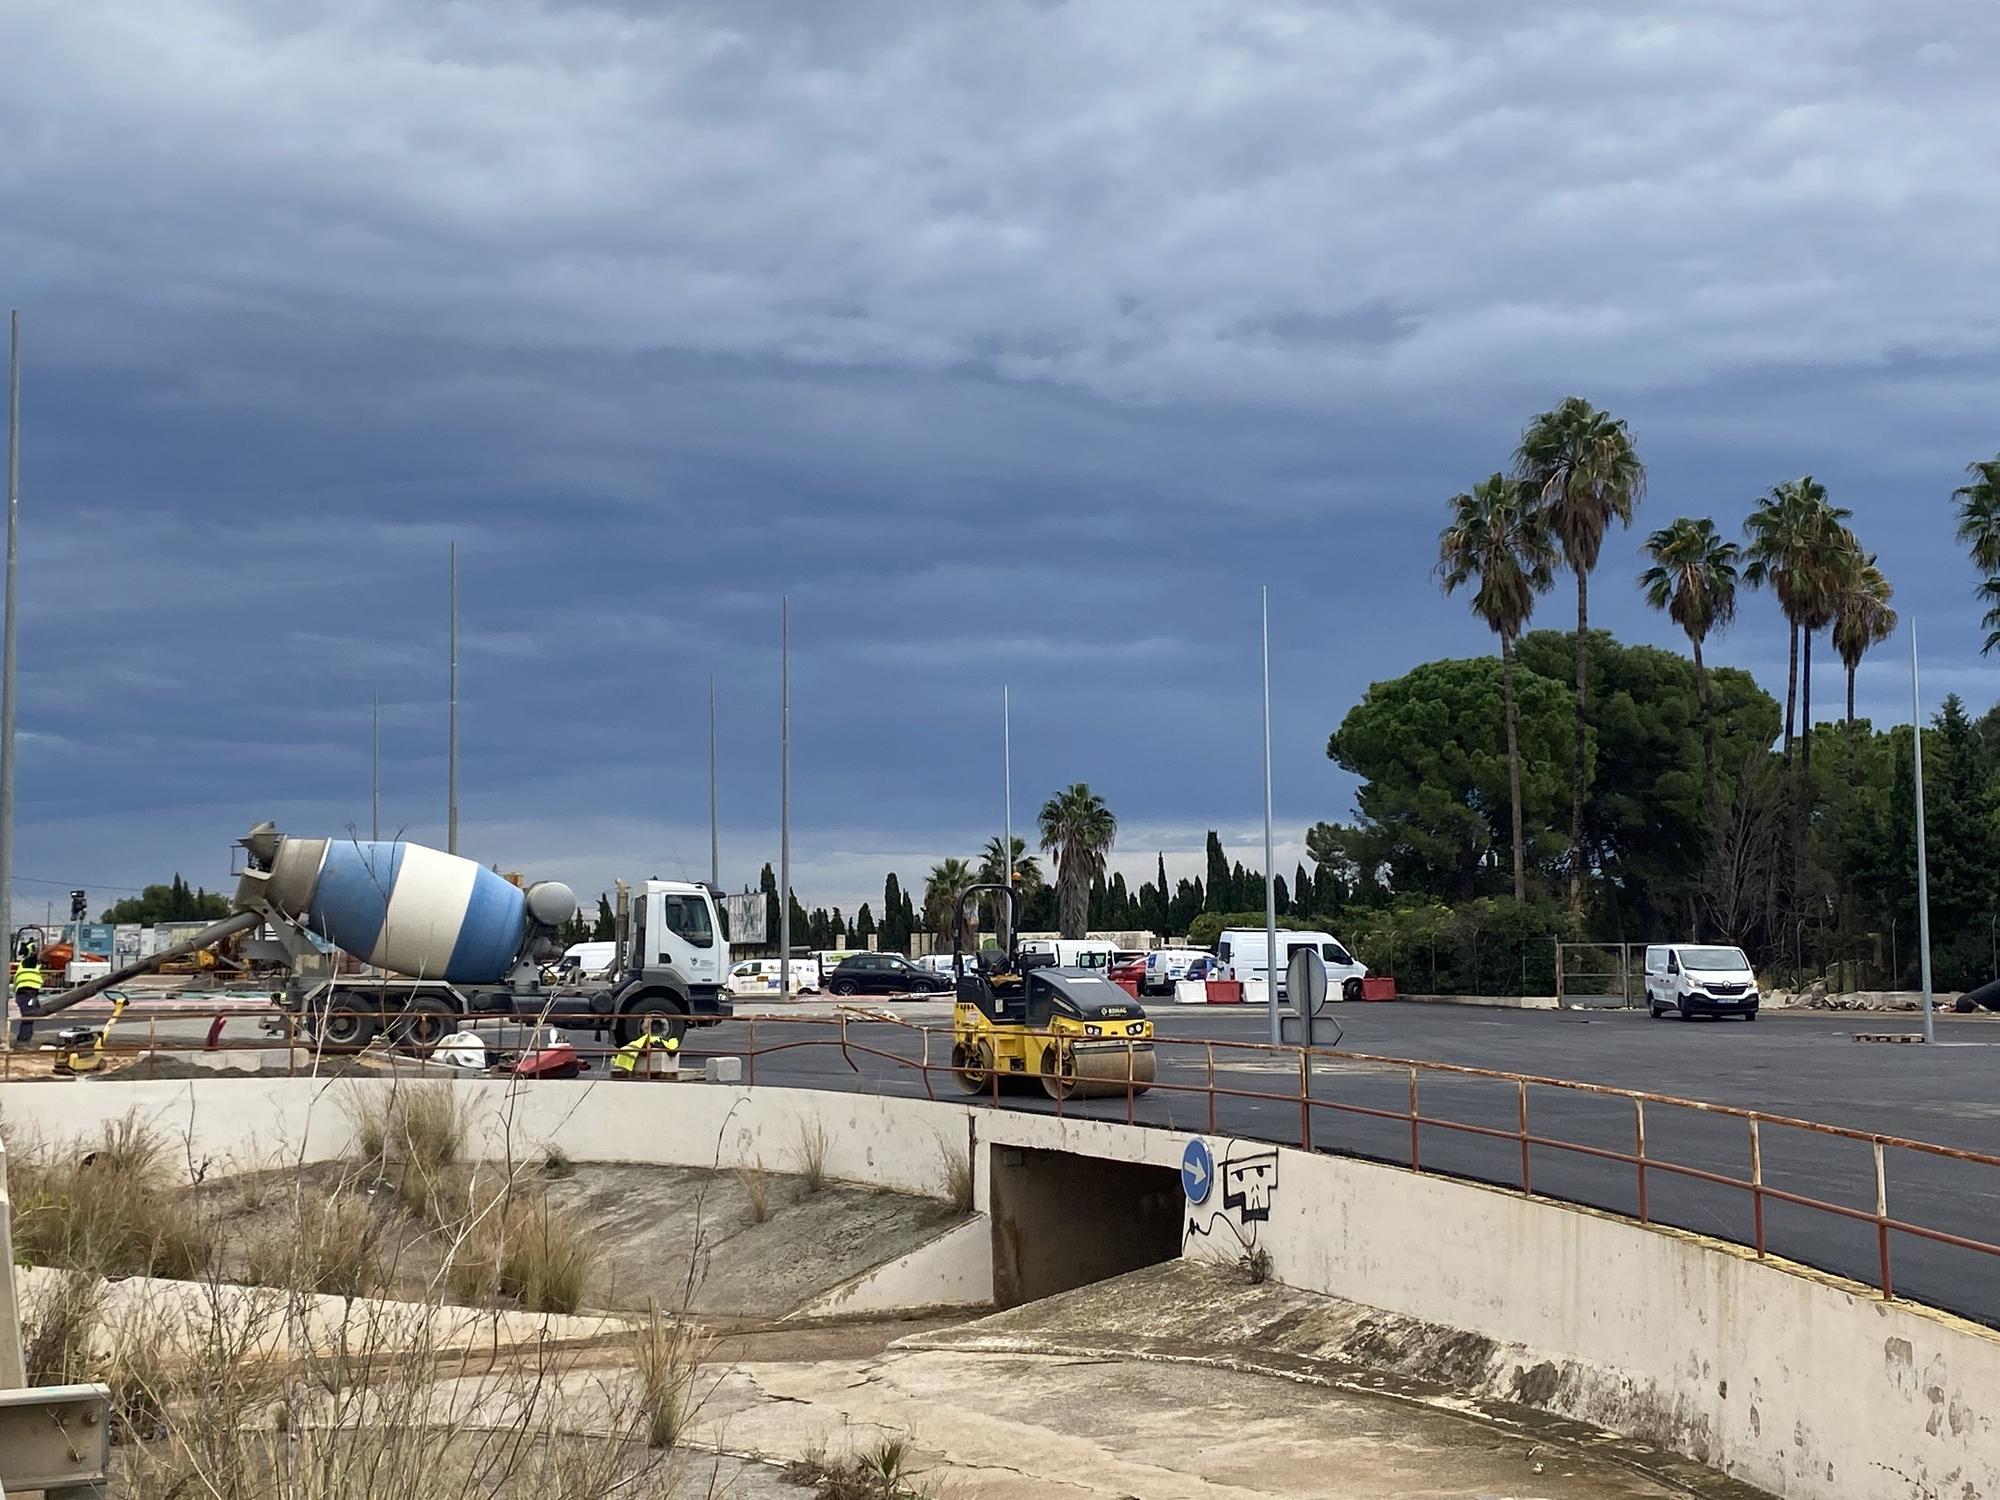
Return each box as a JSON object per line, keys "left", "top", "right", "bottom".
{"left": 952, "top": 1039, "right": 995, "bottom": 1093}
{"left": 615, "top": 996, "right": 688, "bottom": 1048}
{"left": 1343, "top": 977, "right": 1363, "bottom": 1003}
{"left": 395, "top": 996, "right": 458, "bottom": 1057}
{"left": 317, "top": 991, "right": 379, "bottom": 1050}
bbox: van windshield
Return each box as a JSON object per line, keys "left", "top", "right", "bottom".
{"left": 1680, "top": 947, "right": 1749, "bottom": 971}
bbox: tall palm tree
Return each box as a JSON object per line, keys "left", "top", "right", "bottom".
{"left": 1639, "top": 517, "right": 1740, "bottom": 819}
{"left": 1832, "top": 553, "right": 1897, "bottom": 740}
{"left": 1436, "top": 473, "right": 1557, "bottom": 901}
{"left": 923, "top": 857, "right": 979, "bottom": 945}
{"left": 1514, "top": 396, "right": 1645, "bottom": 912}
{"left": 1953, "top": 455, "right": 2000, "bottom": 652}
{"left": 975, "top": 835, "right": 1042, "bottom": 937}
{"left": 1743, "top": 478, "right": 1852, "bottom": 775}
{"left": 1037, "top": 784, "right": 1117, "bottom": 940}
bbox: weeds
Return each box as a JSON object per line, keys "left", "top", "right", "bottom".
{"left": 539, "top": 1142, "right": 577, "bottom": 1179}
{"left": 739, "top": 1157, "right": 771, "bottom": 1223}
{"left": 1239, "top": 1246, "right": 1274, "bottom": 1285}
{"left": 244, "top": 1189, "right": 390, "bottom": 1298}
{"left": 632, "top": 1299, "right": 713, "bottom": 1449}
{"left": 349, "top": 1081, "right": 467, "bottom": 1179}
{"left": 795, "top": 1117, "right": 831, "bottom": 1194}
{"left": 784, "top": 1433, "right": 935, "bottom": 1499}
{"left": 452, "top": 1193, "right": 598, "bottom": 1313}
{"left": 934, "top": 1134, "right": 973, "bottom": 1213}
{"left": 21, "top": 1268, "right": 102, "bottom": 1385}
{"left": 8, "top": 1116, "right": 219, "bottom": 1278}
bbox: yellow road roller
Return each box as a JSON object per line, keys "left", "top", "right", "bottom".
{"left": 947, "top": 883, "right": 1155, "bottom": 1099}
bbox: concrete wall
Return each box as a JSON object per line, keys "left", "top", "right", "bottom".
{"left": 9, "top": 1077, "right": 2000, "bottom": 1499}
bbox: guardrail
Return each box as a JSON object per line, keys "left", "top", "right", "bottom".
{"left": 9, "top": 1001, "right": 1998, "bottom": 1313}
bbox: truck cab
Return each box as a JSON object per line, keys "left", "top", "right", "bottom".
{"left": 605, "top": 880, "right": 732, "bottom": 1042}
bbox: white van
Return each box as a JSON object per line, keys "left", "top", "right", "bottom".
{"left": 724, "top": 957, "right": 822, "bottom": 998}
{"left": 1142, "top": 947, "right": 1211, "bottom": 996}
{"left": 550, "top": 941, "right": 618, "bottom": 983}
{"left": 1643, "top": 944, "right": 1759, "bottom": 1021}
{"left": 1216, "top": 928, "right": 1367, "bottom": 1001}
{"left": 1020, "top": 938, "right": 1115, "bottom": 971}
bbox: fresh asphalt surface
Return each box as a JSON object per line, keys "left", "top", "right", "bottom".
{"left": 161, "top": 998, "right": 2000, "bottom": 1326}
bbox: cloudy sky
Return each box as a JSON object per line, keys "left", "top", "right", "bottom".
{"left": 2, "top": 0, "right": 1997, "bottom": 917}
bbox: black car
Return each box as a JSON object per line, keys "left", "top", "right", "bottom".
{"left": 825, "top": 953, "right": 952, "bottom": 997}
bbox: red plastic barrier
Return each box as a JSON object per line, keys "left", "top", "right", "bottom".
{"left": 1114, "top": 977, "right": 1141, "bottom": 999}
{"left": 1360, "top": 975, "right": 1399, "bottom": 1001}
{"left": 1206, "top": 981, "right": 1244, "bottom": 1004}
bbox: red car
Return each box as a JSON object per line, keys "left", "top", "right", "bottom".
{"left": 1108, "top": 951, "right": 1149, "bottom": 993}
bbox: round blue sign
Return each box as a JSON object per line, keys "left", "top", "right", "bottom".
{"left": 1181, "top": 1138, "right": 1214, "bottom": 1204}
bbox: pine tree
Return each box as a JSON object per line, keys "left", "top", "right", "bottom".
{"left": 1154, "top": 853, "right": 1171, "bottom": 932}
{"left": 1274, "top": 874, "right": 1290, "bottom": 916}
{"left": 856, "top": 903, "right": 876, "bottom": 943}
{"left": 1204, "top": 833, "right": 1230, "bottom": 913}
{"left": 1294, "top": 863, "right": 1313, "bottom": 917}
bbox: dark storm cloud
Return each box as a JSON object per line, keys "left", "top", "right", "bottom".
{"left": 1, "top": 0, "right": 1996, "bottom": 908}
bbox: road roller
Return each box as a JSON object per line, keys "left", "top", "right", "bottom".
{"left": 948, "top": 883, "right": 1155, "bottom": 1100}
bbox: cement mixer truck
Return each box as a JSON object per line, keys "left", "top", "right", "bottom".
{"left": 38, "top": 823, "right": 733, "bottom": 1052}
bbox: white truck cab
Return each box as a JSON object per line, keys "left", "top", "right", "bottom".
{"left": 628, "top": 881, "right": 728, "bottom": 992}
{"left": 1643, "top": 943, "right": 1759, "bottom": 1021}
{"left": 1216, "top": 928, "right": 1368, "bottom": 1001}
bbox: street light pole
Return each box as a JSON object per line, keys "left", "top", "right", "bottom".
{"left": 1003, "top": 685, "right": 1013, "bottom": 951}
{"left": 1262, "top": 587, "right": 1279, "bottom": 1046}
{"left": 779, "top": 596, "right": 790, "bottom": 997}
{"left": 0, "top": 312, "right": 22, "bottom": 1005}
{"left": 708, "top": 676, "right": 719, "bottom": 888}
{"left": 447, "top": 541, "right": 458, "bottom": 855}
{"left": 1912, "top": 620, "right": 1934, "bottom": 1044}
{"left": 371, "top": 690, "right": 380, "bottom": 841}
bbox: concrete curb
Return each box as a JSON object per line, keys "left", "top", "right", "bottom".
{"left": 1396, "top": 993, "right": 1561, "bottom": 1011}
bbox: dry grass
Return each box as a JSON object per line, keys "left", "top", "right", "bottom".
{"left": 738, "top": 1158, "right": 771, "bottom": 1224}
{"left": 7, "top": 1116, "right": 219, "bottom": 1279}
{"left": 795, "top": 1118, "right": 831, "bottom": 1194}
{"left": 632, "top": 1300, "right": 714, "bottom": 1450}
{"left": 350, "top": 1081, "right": 468, "bottom": 1175}
{"left": 450, "top": 1192, "right": 598, "bottom": 1314}
{"left": 934, "top": 1134, "right": 973, "bottom": 1213}
{"left": 21, "top": 1267, "right": 102, "bottom": 1385}
{"left": 244, "top": 1188, "right": 393, "bottom": 1298}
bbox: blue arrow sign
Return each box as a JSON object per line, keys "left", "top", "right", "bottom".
{"left": 1181, "top": 1139, "right": 1214, "bottom": 1204}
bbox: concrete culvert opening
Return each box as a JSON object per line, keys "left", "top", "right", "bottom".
{"left": 987, "top": 1146, "right": 1183, "bottom": 1308}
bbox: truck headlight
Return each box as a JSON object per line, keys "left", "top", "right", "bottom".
{"left": 1085, "top": 1024, "right": 1102, "bottom": 1036}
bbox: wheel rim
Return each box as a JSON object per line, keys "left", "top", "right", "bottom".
{"left": 1040, "top": 1045, "right": 1074, "bottom": 1099}
{"left": 324, "top": 1010, "right": 362, "bottom": 1043}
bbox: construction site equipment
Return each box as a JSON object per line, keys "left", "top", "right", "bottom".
{"left": 51, "top": 995, "right": 126, "bottom": 1075}
{"left": 36, "top": 823, "right": 732, "bottom": 1054}
{"left": 949, "top": 882, "right": 1155, "bottom": 1099}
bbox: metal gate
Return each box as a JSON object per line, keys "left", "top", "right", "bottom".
{"left": 1554, "top": 942, "right": 1644, "bottom": 1008}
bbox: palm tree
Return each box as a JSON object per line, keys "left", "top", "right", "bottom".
{"left": 1437, "top": 474, "right": 1557, "bottom": 901}
{"left": 976, "top": 835, "right": 1042, "bottom": 937}
{"left": 1037, "top": 784, "right": 1117, "bottom": 940}
{"left": 1832, "top": 553, "right": 1897, "bottom": 740}
{"left": 1514, "top": 396, "right": 1645, "bottom": 912}
{"left": 1953, "top": 455, "right": 2000, "bottom": 652}
{"left": 923, "top": 857, "right": 979, "bottom": 945}
{"left": 1743, "top": 477, "right": 1852, "bottom": 774}
{"left": 1639, "top": 517, "right": 1740, "bottom": 819}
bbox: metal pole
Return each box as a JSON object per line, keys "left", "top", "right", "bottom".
{"left": 1262, "top": 586, "right": 1279, "bottom": 1045}
{"left": 371, "top": 690, "right": 380, "bottom": 841}
{"left": 708, "top": 676, "right": 719, "bottom": 888}
{"left": 447, "top": 540, "right": 458, "bottom": 855}
{"left": 779, "top": 595, "right": 790, "bottom": 996}
{"left": 0, "top": 313, "right": 18, "bottom": 1031}
{"left": 1912, "top": 620, "right": 1934, "bottom": 1043}
{"left": 1003, "top": 685, "right": 1013, "bottom": 950}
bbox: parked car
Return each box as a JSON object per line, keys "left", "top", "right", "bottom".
{"left": 1143, "top": 946, "right": 1211, "bottom": 995}
{"left": 1108, "top": 951, "right": 1149, "bottom": 990}
{"left": 1215, "top": 928, "right": 1368, "bottom": 1002}
{"left": 825, "top": 952, "right": 953, "bottom": 997}
{"left": 1019, "top": 938, "right": 1116, "bottom": 971}
{"left": 1643, "top": 944, "right": 1759, "bottom": 1021}
{"left": 547, "top": 941, "right": 618, "bottom": 984}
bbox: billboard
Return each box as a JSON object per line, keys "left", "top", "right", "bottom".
{"left": 722, "top": 891, "right": 767, "bottom": 945}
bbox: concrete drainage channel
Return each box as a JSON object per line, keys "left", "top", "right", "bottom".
{"left": 7, "top": 1078, "right": 1995, "bottom": 1498}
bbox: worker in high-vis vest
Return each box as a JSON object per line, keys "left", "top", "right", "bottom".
{"left": 13, "top": 944, "right": 45, "bottom": 1046}
{"left": 611, "top": 1023, "right": 679, "bottom": 1079}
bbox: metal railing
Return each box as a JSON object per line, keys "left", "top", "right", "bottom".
{"left": 10, "top": 1001, "right": 2000, "bottom": 1314}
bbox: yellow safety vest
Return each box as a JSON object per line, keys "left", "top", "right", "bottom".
{"left": 611, "top": 1031, "right": 679, "bottom": 1076}
{"left": 13, "top": 964, "right": 43, "bottom": 994}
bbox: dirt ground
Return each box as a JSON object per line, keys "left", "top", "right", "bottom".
{"left": 202, "top": 1160, "right": 968, "bottom": 1319}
